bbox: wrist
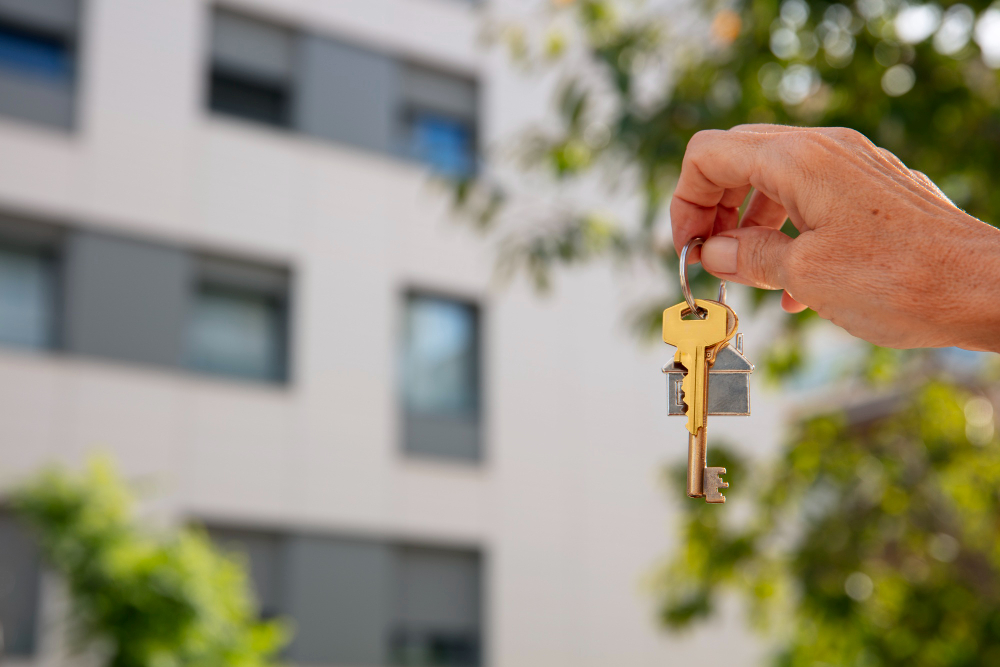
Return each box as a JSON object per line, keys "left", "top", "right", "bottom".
{"left": 948, "top": 214, "right": 1000, "bottom": 353}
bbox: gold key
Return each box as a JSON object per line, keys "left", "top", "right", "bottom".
{"left": 662, "top": 236, "right": 752, "bottom": 504}
{"left": 662, "top": 299, "right": 730, "bottom": 435}
{"left": 662, "top": 298, "right": 734, "bottom": 498}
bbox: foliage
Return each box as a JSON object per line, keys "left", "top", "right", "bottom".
{"left": 656, "top": 376, "right": 1000, "bottom": 666}
{"left": 464, "top": 0, "right": 1000, "bottom": 664}
{"left": 465, "top": 0, "right": 1000, "bottom": 368}
{"left": 9, "top": 458, "right": 288, "bottom": 667}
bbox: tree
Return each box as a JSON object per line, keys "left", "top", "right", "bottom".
{"left": 463, "top": 0, "right": 1000, "bottom": 369}
{"left": 461, "top": 0, "right": 1000, "bottom": 663}
{"left": 8, "top": 458, "right": 288, "bottom": 667}
{"left": 658, "top": 371, "right": 1000, "bottom": 666}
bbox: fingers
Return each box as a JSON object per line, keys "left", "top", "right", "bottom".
{"left": 670, "top": 128, "right": 799, "bottom": 256}
{"left": 740, "top": 189, "right": 788, "bottom": 230}
{"left": 669, "top": 130, "right": 758, "bottom": 255}
{"left": 682, "top": 187, "right": 787, "bottom": 265}
{"left": 781, "top": 290, "right": 808, "bottom": 313}
{"left": 700, "top": 226, "right": 796, "bottom": 291}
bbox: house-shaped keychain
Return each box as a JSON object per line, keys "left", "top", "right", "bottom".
{"left": 663, "top": 333, "right": 754, "bottom": 416}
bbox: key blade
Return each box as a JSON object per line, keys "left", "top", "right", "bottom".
{"left": 678, "top": 345, "right": 710, "bottom": 434}
{"left": 663, "top": 300, "right": 730, "bottom": 434}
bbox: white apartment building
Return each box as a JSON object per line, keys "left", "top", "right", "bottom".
{"left": 0, "top": 0, "right": 778, "bottom": 665}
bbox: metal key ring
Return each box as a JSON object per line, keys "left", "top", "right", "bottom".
{"left": 679, "top": 237, "right": 727, "bottom": 319}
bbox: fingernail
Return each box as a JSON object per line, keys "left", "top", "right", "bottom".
{"left": 702, "top": 236, "right": 738, "bottom": 274}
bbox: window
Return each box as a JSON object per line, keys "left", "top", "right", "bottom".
{"left": 401, "top": 64, "right": 478, "bottom": 177}
{"left": 206, "top": 10, "right": 481, "bottom": 172}
{"left": 0, "top": 217, "right": 60, "bottom": 351}
{"left": 0, "top": 246, "right": 57, "bottom": 349}
{"left": 186, "top": 257, "right": 289, "bottom": 383}
{"left": 391, "top": 546, "right": 482, "bottom": 667}
{"left": 208, "top": 10, "right": 295, "bottom": 128}
{"left": 0, "top": 24, "right": 72, "bottom": 77}
{"left": 0, "top": 0, "right": 80, "bottom": 129}
{"left": 0, "top": 219, "right": 296, "bottom": 381}
{"left": 207, "top": 527, "right": 283, "bottom": 619}
{"left": 206, "top": 526, "right": 483, "bottom": 667}
{"left": 410, "top": 113, "right": 474, "bottom": 177}
{"left": 0, "top": 512, "right": 42, "bottom": 657}
{"left": 402, "top": 294, "right": 481, "bottom": 461}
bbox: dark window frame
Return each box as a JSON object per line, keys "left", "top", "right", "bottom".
{"left": 185, "top": 255, "right": 292, "bottom": 385}
{"left": 400, "top": 288, "right": 485, "bottom": 464}
{"left": 390, "top": 543, "right": 484, "bottom": 667}
{"left": 202, "top": 522, "right": 485, "bottom": 667}
{"left": 208, "top": 64, "right": 294, "bottom": 129}
{"left": 204, "top": 7, "right": 298, "bottom": 131}
{"left": 0, "top": 0, "right": 83, "bottom": 131}
{"left": 203, "top": 8, "right": 482, "bottom": 173}
{"left": 398, "top": 61, "right": 480, "bottom": 177}
{"left": 0, "top": 212, "right": 294, "bottom": 385}
{"left": 0, "top": 215, "right": 65, "bottom": 352}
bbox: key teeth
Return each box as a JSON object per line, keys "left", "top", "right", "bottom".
{"left": 679, "top": 355, "right": 698, "bottom": 433}
{"left": 705, "top": 467, "right": 728, "bottom": 504}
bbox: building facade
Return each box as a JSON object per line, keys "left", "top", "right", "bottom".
{"left": 0, "top": 0, "right": 774, "bottom": 665}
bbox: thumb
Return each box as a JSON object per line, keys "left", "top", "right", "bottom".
{"left": 700, "top": 227, "right": 795, "bottom": 291}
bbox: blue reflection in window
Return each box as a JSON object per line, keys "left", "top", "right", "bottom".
{"left": 403, "top": 296, "right": 478, "bottom": 415}
{"left": 411, "top": 114, "right": 474, "bottom": 177}
{"left": 0, "top": 25, "right": 72, "bottom": 80}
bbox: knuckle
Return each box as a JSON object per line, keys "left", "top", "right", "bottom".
{"left": 687, "top": 129, "right": 722, "bottom": 152}
{"left": 791, "top": 132, "right": 835, "bottom": 162}
{"left": 778, "top": 134, "right": 832, "bottom": 179}
{"left": 738, "top": 232, "right": 777, "bottom": 286}
{"left": 781, "top": 242, "right": 809, "bottom": 286}
{"left": 825, "top": 126, "right": 862, "bottom": 144}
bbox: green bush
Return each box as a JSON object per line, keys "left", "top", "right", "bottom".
{"left": 10, "top": 458, "right": 288, "bottom": 667}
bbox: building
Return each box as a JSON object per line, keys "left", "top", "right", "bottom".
{"left": 0, "top": 0, "right": 775, "bottom": 665}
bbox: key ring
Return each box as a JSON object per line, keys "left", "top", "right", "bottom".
{"left": 679, "top": 237, "right": 727, "bottom": 319}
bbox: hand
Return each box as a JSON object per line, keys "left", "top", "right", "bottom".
{"left": 670, "top": 124, "right": 1000, "bottom": 352}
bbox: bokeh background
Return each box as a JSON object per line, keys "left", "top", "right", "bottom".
{"left": 0, "top": 0, "right": 998, "bottom": 666}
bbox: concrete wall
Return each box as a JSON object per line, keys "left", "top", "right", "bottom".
{"left": 0, "top": 0, "right": 785, "bottom": 665}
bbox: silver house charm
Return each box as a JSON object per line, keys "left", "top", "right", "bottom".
{"left": 664, "top": 333, "right": 754, "bottom": 416}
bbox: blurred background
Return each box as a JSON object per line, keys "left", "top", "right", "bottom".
{"left": 0, "top": 0, "right": 999, "bottom": 666}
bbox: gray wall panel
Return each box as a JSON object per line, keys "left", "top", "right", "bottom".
{"left": 0, "top": 0, "right": 78, "bottom": 34}
{"left": 0, "top": 70, "right": 74, "bottom": 129}
{"left": 283, "top": 535, "right": 392, "bottom": 665}
{"left": 211, "top": 10, "right": 294, "bottom": 81}
{"left": 62, "top": 232, "right": 191, "bottom": 367}
{"left": 293, "top": 35, "right": 398, "bottom": 154}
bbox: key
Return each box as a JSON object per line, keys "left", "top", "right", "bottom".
{"left": 662, "top": 299, "right": 735, "bottom": 498}
{"left": 662, "top": 299, "right": 730, "bottom": 435}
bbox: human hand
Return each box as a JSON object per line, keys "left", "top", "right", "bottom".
{"left": 670, "top": 125, "right": 1000, "bottom": 352}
